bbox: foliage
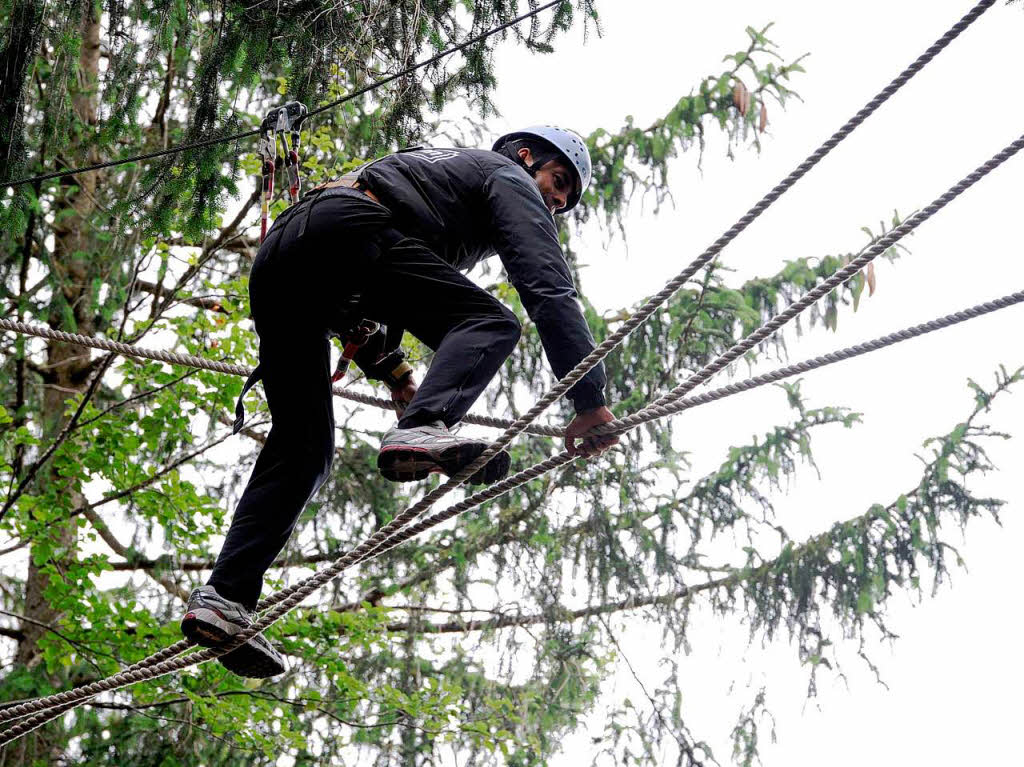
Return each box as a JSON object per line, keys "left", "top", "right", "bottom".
{"left": 580, "top": 24, "right": 806, "bottom": 232}
{"left": 0, "top": 2, "right": 1015, "bottom": 766}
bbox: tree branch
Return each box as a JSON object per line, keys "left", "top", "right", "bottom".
{"left": 130, "top": 279, "right": 230, "bottom": 314}
{"left": 85, "top": 425, "right": 241, "bottom": 516}
{"left": 0, "top": 352, "right": 116, "bottom": 522}
{"left": 82, "top": 506, "right": 190, "bottom": 601}
{"left": 2, "top": 426, "right": 243, "bottom": 568}
{"left": 0, "top": 608, "right": 116, "bottom": 671}
{"left": 148, "top": 189, "right": 259, "bottom": 322}
{"left": 380, "top": 588, "right": 701, "bottom": 635}
{"left": 377, "top": 434, "right": 995, "bottom": 638}
{"left": 74, "top": 369, "right": 199, "bottom": 431}
{"left": 0, "top": 626, "right": 25, "bottom": 642}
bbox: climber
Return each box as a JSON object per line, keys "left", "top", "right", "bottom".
{"left": 180, "top": 125, "right": 619, "bottom": 678}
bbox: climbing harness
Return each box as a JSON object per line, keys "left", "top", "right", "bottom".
{"left": 331, "top": 321, "right": 414, "bottom": 390}
{"left": 257, "top": 101, "right": 308, "bottom": 243}
{"left": 0, "top": 0, "right": 1007, "bottom": 744}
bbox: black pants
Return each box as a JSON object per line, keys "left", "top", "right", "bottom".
{"left": 207, "top": 188, "right": 521, "bottom": 609}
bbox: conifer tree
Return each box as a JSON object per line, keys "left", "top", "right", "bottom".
{"left": 0, "top": 2, "right": 1016, "bottom": 764}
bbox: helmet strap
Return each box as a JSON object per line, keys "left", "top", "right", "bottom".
{"left": 499, "top": 140, "right": 559, "bottom": 178}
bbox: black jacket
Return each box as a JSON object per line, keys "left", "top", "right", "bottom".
{"left": 358, "top": 147, "right": 606, "bottom": 412}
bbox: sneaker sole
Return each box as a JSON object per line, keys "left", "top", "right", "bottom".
{"left": 218, "top": 642, "right": 286, "bottom": 679}
{"left": 378, "top": 442, "right": 511, "bottom": 485}
{"left": 181, "top": 607, "right": 236, "bottom": 647}
{"left": 181, "top": 608, "right": 285, "bottom": 679}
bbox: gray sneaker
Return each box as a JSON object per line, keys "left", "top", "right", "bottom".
{"left": 377, "top": 421, "right": 511, "bottom": 485}
{"left": 180, "top": 585, "right": 285, "bottom": 679}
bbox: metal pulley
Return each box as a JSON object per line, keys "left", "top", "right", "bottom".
{"left": 257, "top": 101, "right": 308, "bottom": 242}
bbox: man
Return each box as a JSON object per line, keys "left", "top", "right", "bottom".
{"left": 180, "top": 125, "right": 619, "bottom": 678}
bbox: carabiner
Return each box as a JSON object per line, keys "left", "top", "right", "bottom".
{"left": 255, "top": 101, "right": 308, "bottom": 241}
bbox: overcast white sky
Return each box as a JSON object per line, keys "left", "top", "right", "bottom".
{"left": 16, "top": 2, "right": 1018, "bottom": 763}
{"left": 484, "top": 1, "right": 1024, "bottom": 764}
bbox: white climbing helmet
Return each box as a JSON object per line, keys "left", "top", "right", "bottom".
{"left": 493, "top": 125, "right": 592, "bottom": 213}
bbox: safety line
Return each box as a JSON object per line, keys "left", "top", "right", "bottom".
{"left": 1, "top": 0, "right": 564, "bottom": 188}
{"left": 0, "top": 318, "right": 564, "bottom": 438}
{"left": 5, "top": 283, "right": 1022, "bottom": 741}
{"left": 0, "top": 0, "right": 998, "bottom": 736}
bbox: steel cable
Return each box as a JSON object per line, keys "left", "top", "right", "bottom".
{"left": 1, "top": 0, "right": 564, "bottom": 188}
{"left": 0, "top": 0, "right": 999, "bottom": 736}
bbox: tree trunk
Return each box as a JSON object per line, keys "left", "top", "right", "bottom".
{"left": 0, "top": 0, "right": 46, "bottom": 183}
{"left": 9, "top": 4, "right": 101, "bottom": 762}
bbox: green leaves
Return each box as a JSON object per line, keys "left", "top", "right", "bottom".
{"left": 578, "top": 24, "right": 808, "bottom": 231}
{"left": 2, "top": 1, "right": 1014, "bottom": 763}
{"left": 705, "top": 369, "right": 1018, "bottom": 711}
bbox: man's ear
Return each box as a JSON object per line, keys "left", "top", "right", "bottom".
{"left": 517, "top": 147, "right": 534, "bottom": 166}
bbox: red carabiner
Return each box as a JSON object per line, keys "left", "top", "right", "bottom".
{"left": 331, "top": 320, "right": 380, "bottom": 383}
{"left": 256, "top": 102, "right": 307, "bottom": 242}
{"left": 258, "top": 123, "right": 277, "bottom": 244}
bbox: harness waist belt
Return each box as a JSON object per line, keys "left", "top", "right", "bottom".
{"left": 308, "top": 176, "right": 380, "bottom": 204}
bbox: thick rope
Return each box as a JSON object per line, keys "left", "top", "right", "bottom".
{"left": 1, "top": 0, "right": 565, "bottom": 188}
{"left": 5, "top": 282, "right": 1022, "bottom": 742}
{"left": 622, "top": 291, "right": 1024, "bottom": 420}
{"left": 0, "top": 318, "right": 564, "bottom": 438}
{"left": 3, "top": 121, "right": 1018, "bottom": 738}
{"left": 394, "top": 0, "right": 1001, "bottom": 514}
{"left": 348, "top": 288, "right": 1024, "bottom": 576}
{"left": 594, "top": 137, "right": 1024, "bottom": 434}
{"left": 0, "top": 0, "right": 998, "bottom": 733}
{"left": 0, "top": 640, "right": 195, "bottom": 740}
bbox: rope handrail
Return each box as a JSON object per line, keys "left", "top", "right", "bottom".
{"left": 324, "top": 288, "right": 1024, "bottom": 582}
{"left": 0, "top": 0, "right": 999, "bottom": 738}
{"left": 1, "top": 0, "right": 565, "bottom": 188}
{"left": 0, "top": 318, "right": 565, "bottom": 438}
{"left": 595, "top": 139, "right": 1024, "bottom": 434}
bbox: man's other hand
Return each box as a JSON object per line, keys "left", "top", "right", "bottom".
{"left": 564, "top": 406, "right": 619, "bottom": 458}
{"left": 392, "top": 376, "right": 418, "bottom": 415}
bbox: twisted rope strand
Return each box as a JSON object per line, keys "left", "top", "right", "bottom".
{"left": 0, "top": 639, "right": 194, "bottom": 736}
{"left": 0, "top": 318, "right": 563, "bottom": 437}
{"left": 5, "top": 283, "right": 1021, "bottom": 741}
{"left": 602, "top": 291, "right": 1024, "bottom": 432}
{"left": 0, "top": 0, "right": 998, "bottom": 734}
{"left": 604, "top": 134, "right": 1024, "bottom": 433}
